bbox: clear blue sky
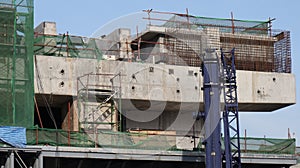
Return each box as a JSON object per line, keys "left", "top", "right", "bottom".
{"left": 35, "top": 1, "right": 300, "bottom": 144}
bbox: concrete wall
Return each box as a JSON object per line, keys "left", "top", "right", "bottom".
{"left": 99, "top": 28, "right": 132, "bottom": 60}
{"left": 34, "top": 22, "right": 57, "bottom": 35}
{"left": 34, "top": 56, "right": 97, "bottom": 96}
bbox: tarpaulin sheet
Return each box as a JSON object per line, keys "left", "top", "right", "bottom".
{"left": 0, "top": 126, "right": 26, "bottom": 148}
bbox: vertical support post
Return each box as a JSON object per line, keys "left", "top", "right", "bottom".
{"left": 66, "top": 31, "right": 69, "bottom": 57}
{"left": 33, "top": 155, "right": 38, "bottom": 168}
{"left": 95, "top": 131, "right": 98, "bottom": 148}
{"left": 36, "top": 127, "right": 39, "bottom": 145}
{"left": 118, "top": 73, "right": 123, "bottom": 132}
{"left": 231, "top": 12, "right": 235, "bottom": 34}
{"left": 93, "top": 101, "right": 96, "bottom": 148}
{"left": 4, "top": 152, "right": 11, "bottom": 168}
{"left": 245, "top": 129, "right": 247, "bottom": 153}
{"left": 202, "top": 49, "right": 222, "bottom": 168}
{"left": 268, "top": 17, "right": 272, "bottom": 37}
{"left": 11, "top": 0, "right": 17, "bottom": 125}
{"left": 126, "top": 39, "right": 130, "bottom": 62}
{"left": 33, "top": 152, "right": 42, "bottom": 168}
{"left": 86, "top": 74, "right": 90, "bottom": 132}
{"left": 68, "top": 102, "right": 71, "bottom": 146}
{"left": 9, "top": 152, "right": 14, "bottom": 168}
{"left": 138, "top": 38, "right": 141, "bottom": 61}
{"left": 186, "top": 8, "right": 190, "bottom": 30}
{"left": 34, "top": 96, "right": 44, "bottom": 128}
{"left": 146, "top": 10, "right": 151, "bottom": 25}
{"left": 110, "top": 78, "right": 117, "bottom": 132}
{"left": 192, "top": 125, "right": 196, "bottom": 149}
{"left": 38, "top": 153, "right": 43, "bottom": 168}
{"left": 136, "top": 25, "right": 141, "bottom": 62}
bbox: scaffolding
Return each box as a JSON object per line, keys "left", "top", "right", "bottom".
{"left": 77, "top": 73, "right": 120, "bottom": 133}
{"left": 0, "top": 0, "right": 34, "bottom": 127}
{"left": 32, "top": 10, "right": 291, "bottom": 73}
{"left": 34, "top": 33, "right": 103, "bottom": 59}
{"left": 135, "top": 10, "right": 291, "bottom": 73}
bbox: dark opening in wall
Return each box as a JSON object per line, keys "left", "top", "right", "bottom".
{"left": 149, "top": 67, "right": 154, "bottom": 72}
{"left": 60, "top": 69, "right": 65, "bottom": 75}
{"left": 34, "top": 107, "right": 62, "bottom": 129}
{"left": 34, "top": 95, "right": 73, "bottom": 129}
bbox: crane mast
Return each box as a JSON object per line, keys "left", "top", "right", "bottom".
{"left": 221, "top": 49, "right": 241, "bottom": 168}
{"left": 202, "top": 48, "right": 241, "bottom": 168}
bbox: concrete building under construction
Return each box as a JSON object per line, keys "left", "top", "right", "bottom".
{"left": 0, "top": 0, "right": 297, "bottom": 167}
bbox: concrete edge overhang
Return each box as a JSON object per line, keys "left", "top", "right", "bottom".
{"left": 0, "top": 146, "right": 297, "bottom": 165}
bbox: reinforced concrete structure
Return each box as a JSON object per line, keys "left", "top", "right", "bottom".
{"left": 0, "top": 1, "right": 297, "bottom": 167}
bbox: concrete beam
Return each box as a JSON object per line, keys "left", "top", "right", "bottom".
{"left": 241, "top": 153, "right": 297, "bottom": 165}
{"left": 34, "top": 55, "right": 296, "bottom": 112}
{"left": 29, "top": 146, "right": 205, "bottom": 163}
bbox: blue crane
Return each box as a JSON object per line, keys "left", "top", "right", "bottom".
{"left": 202, "top": 49, "right": 222, "bottom": 168}
{"left": 201, "top": 48, "right": 241, "bottom": 168}
{"left": 221, "top": 48, "right": 241, "bottom": 168}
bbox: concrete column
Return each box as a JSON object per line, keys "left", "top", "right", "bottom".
{"left": 33, "top": 153, "right": 43, "bottom": 168}
{"left": 33, "top": 157, "right": 38, "bottom": 168}
{"left": 10, "top": 153, "right": 14, "bottom": 168}
{"left": 38, "top": 153, "right": 43, "bottom": 168}
{"left": 3, "top": 155, "right": 8, "bottom": 168}
{"left": 5, "top": 152, "right": 14, "bottom": 168}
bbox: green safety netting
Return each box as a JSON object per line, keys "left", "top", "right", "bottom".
{"left": 227, "top": 137, "right": 296, "bottom": 155}
{"left": 296, "top": 148, "right": 300, "bottom": 163}
{"left": 0, "top": 0, "right": 34, "bottom": 127}
{"left": 25, "top": 128, "right": 296, "bottom": 154}
{"left": 34, "top": 34, "right": 103, "bottom": 59}
{"left": 26, "top": 128, "right": 176, "bottom": 151}
{"left": 163, "top": 14, "right": 269, "bottom": 35}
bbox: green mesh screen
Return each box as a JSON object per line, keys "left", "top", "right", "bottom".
{"left": 0, "top": 0, "right": 34, "bottom": 127}
{"left": 226, "top": 137, "right": 296, "bottom": 154}
{"left": 163, "top": 14, "right": 269, "bottom": 35}
{"left": 26, "top": 128, "right": 176, "bottom": 150}
{"left": 34, "top": 34, "right": 103, "bottom": 59}
{"left": 25, "top": 128, "right": 296, "bottom": 154}
{"left": 296, "top": 147, "right": 300, "bottom": 163}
